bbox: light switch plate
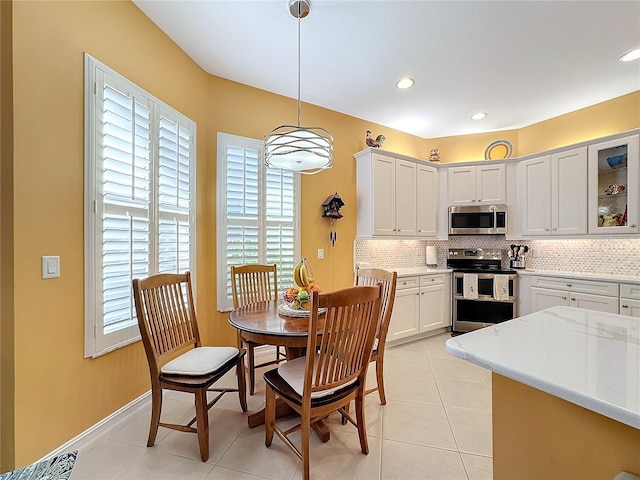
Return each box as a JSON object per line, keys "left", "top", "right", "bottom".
{"left": 317, "top": 248, "right": 324, "bottom": 259}
{"left": 42, "top": 256, "right": 60, "bottom": 279}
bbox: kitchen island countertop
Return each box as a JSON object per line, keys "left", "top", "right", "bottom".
{"left": 446, "top": 306, "right": 640, "bottom": 429}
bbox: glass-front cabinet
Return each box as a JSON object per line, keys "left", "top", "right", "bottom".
{"left": 588, "top": 134, "right": 639, "bottom": 234}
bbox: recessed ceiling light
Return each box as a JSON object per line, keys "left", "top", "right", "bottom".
{"left": 396, "top": 77, "right": 415, "bottom": 89}
{"left": 471, "top": 112, "right": 487, "bottom": 120}
{"left": 620, "top": 48, "right": 640, "bottom": 62}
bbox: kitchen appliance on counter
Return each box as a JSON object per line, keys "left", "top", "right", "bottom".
{"left": 447, "top": 248, "right": 517, "bottom": 332}
{"left": 448, "top": 204, "right": 508, "bottom": 235}
{"left": 508, "top": 244, "right": 529, "bottom": 269}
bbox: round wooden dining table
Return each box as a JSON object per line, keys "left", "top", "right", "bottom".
{"left": 228, "top": 300, "right": 331, "bottom": 442}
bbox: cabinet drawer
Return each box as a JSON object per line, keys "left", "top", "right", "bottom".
{"left": 531, "top": 276, "right": 618, "bottom": 297}
{"left": 396, "top": 276, "right": 420, "bottom": 289}
{"left": 420, "top": 274, "right": 445, "bottom": 287}
{"left": 620, "top": 283, "right": 640, "bottom": 300}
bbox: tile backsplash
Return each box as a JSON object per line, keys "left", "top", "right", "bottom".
{"left": 354, "top": 237, "right": 640, "bottom": 277}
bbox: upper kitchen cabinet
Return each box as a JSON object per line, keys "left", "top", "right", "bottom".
{"left": 416, "top": 163, "right": 439, "bottom": 237}
{"left": 355, "top": 149, "right": 417, "bottom": 237}
{"left": 588, "top": 134, "right": 639, "bottom": 235}
{"left": 448, "top": 164, "right": 506, "bottom": 206}
{"left": 517, "top": 147, "right": 587, "bottom": 236}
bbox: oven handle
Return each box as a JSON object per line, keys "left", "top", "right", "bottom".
{"left": 453, "top": 273, "right": 517, "bottom": 280}
{"left": 453, "top": 293, "right": 516, "bottom": 302}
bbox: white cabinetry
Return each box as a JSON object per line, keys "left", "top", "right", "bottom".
{"left": 619, "top": 284, "right": 640, "bottom": 318}
{"left": 416, "top": 163, "right": 438, "bottom": 237}
{"left": 448, "top": 164, "right": 505, "bottom": 206}
{"left": 388, "top": 274, "right": 451, "bottom": 343}
{"left": 588, "top": 134, "right": 639, "bottom": 234}
{"left": 530, "top": 276, "right": 619, "bottom": 314}
{"left": 355, "top": 149, "right": 439, "bottom": 238}
{"left": 517, "top": 147, "right": 587, "bottom": 236}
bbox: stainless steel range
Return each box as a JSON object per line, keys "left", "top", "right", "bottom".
{"left": 447, "top": 248, "right": 518, "bottom": 333}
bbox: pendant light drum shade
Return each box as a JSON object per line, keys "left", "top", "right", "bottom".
{"left": 264, "top": 0, "right": 333, "bottom": 174}
{"left": 265, "top": 125, "right": 333, "bottom": 174}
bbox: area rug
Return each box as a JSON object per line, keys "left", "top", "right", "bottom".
{"left": 0, "top": 451, "right": 77, "bottom": 480}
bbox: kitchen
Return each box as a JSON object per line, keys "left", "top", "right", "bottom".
{"left": 3, "top": 0, "right": 640, "bottom": 476}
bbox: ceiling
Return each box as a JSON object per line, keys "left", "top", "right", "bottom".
{"left": 133, "top": 0, "right": 640, "bottom": 139}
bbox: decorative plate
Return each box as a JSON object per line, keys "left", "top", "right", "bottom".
{"left": 484, "top": 140, "right": 513, "bottom": 160}
{"left": 277, "top": 303, "right": 327, "bottom": 318}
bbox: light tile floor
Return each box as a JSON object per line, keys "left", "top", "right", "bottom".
{"left": 71, "top": 333, "right": 493, "bottom": 480}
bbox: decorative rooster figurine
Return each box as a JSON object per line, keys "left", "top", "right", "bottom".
{"left": 366, "top": 130, "right": 385, "bottom": 148}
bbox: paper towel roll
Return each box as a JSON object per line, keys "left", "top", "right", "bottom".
{"left": 426, "top": 246, "right": 437, "bottom": 266}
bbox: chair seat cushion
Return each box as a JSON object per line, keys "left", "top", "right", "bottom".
{"left": 277, "top": 355, "right": 357, "bottom": 399}
{"left": 161, "top": 347, "right": 239, "bottom": 376}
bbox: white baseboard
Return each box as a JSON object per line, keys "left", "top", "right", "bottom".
{"left": 38, "top": 390, "right": 151, "bottom": 462}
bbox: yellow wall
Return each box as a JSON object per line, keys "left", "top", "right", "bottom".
{"left": 4, "top": 0, "right": 640, "bottom": 468}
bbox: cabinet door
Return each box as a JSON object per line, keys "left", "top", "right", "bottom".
{"left": 388, "top": 287, "right": 420, "bottom": 341}
{"left": 531, "top": 287, "right": 569, "bottom": 312}
{"left": 570, "top": 292, "right": 619, "bottom": 314}
{"left": 552, "top": 147, "right": 587, "bottom": 235}
{"left": 518, "top": 156, "right": 551, "bottom": 236}
{"left": 416, "top": 164, "right": 438, "bottom": 237}
{"left": 419, "top": 283, "right": 445, "bottom": 332}
{"left": 476, "top": 164, "right": 506, "bottom": 205}
{"left": 448, "top": 166, "right": 477, "bottom": 205}
{"left": 371, "top": 154, "right": 396, "bottom": 236}
{"left": 620, "top": 298, "right": 640, "bottom": 317}
{"left": 395, "top": 159, "right": 417, "bottom": 236}
{"left": 588, "top": 134, "right": 639, "bottom": 234}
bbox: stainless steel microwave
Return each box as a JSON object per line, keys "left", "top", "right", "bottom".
{"left": 449, "top": 205, "right": 508, "bottom": 235}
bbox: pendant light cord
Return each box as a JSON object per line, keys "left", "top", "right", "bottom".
{"left": 297, "top": 2, "right": 301, "bottom": 127}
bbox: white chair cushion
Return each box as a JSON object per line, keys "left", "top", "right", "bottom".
{"left": 277, "top": 355, "right": 357, "bottom": 399}
{"left": 161, "top": 346, "right": 239, "bottom": 376}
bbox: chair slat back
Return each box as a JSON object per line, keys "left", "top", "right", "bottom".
{"left": 355, "top": 268, "right": 397, "bottom": 341}
{"left": 230, "top": 264, "right": 278, "bottom": 309}
{"left": 133, "top": 272, "right": 199, "bottom": 373}
{"left": 304, "top": 285, "right": 382, "bottom": 398}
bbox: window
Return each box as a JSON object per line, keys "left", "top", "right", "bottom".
{"left": 84, "top": 54, "right": 196, "bottom": 357}
{"left": 216, "top": 133, "right": 300, "bottom": 311}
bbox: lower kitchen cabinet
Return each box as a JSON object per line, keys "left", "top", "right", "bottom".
{"left": 388, "top": 274, "right": 451, "bottom": 343}
{"left": 620, "top": 283, "right": 640, "bottom": 317}
{"left": 530, "top": 276, "right": 619, "bottom": 314}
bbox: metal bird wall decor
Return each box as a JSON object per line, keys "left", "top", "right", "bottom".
{"left": 366, "top": 130, "right": 385, "bottom": 148}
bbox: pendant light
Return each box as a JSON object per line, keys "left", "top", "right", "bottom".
{"left": 264, "top": 0, "right": 333, "bottom": 175}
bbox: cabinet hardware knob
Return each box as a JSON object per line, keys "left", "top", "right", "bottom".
{"left": 571, "top": 298, "right": 576, "bottom": 301}
{"left": 622, "top": 304, "right": 629, "bottom": 308}
{"left": 562, "top": 296, "right": 567, "bottom": 300}
{"left": 553, "top": 227, "right": 557, "bottom": 231}
{"left": 472, "top": 199, "right": 476, "bottom": 202}
{"left": 418, "top": 229, "right": 421, "bottom": 232}
{"left": 630, "top": 224, "right": 637, "bottom": 228}
{"left": 566, "top": 283, "right": 572, "bottom": 287}
{"left": 545, "top": 227, "right": 550, "bottom": 231}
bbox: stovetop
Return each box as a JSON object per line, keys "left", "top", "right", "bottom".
{"left": 446, "top": 248, "right": 517, "bottom": 274}
{"left": 452, "top": 267, "right": 518, "bottom": 275}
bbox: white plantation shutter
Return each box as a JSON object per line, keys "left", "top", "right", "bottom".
{"left": 85, "top": 54, "right": 195, "bottom": 357}
{"left": 217, "top": 133, "right": 300, "bottom": 311}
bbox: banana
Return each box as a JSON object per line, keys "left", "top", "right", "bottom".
{"left": 300, "top": 262, "right": 309, "bottom": 288}
{"left": 293, "top": 261, "right": 303, "bottom": 287}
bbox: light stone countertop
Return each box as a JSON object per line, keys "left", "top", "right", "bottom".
{"left": 518, "top": 269, "right": 640, "bottom": 285}
{"left": 391, "top": 266, "right": 452, "bottom": 277}
{"left": 446, "top": 306, "right": 640, "bottom": 429}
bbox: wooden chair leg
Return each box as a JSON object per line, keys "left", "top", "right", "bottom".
{"left": 248, "top": 343, "right": 256, "bottom": 395}
{"left": 301, "top": 411, "right": 311, "bottom": 480}
{"left": 376, "top": 356, "right": 386, "bottom": 405}
{"left": 194, "top": 388, "right": 210, "bottom": 462}
{"left": 264, "top": 384, "right": 275, "bottom": 447}
{"left": 236, "top": 357, "right": 248, "bottom": 412}
{"left": 147, "top": 386, "right": 162, "bottom": 447}
{"left": 355, "top": 392, "right": 369, "bottom": 455}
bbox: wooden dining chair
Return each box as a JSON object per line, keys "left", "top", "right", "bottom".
{"left": 133, "top": 272, "right": 247, "bottom": 462}
{"left": 264, "top": 284, "right": 383, "bottom": 480}
{"left": 355, "top": 267, "right": 397, "bottom": 404}
{"left": 231, "top": 263, "right": 285, "bottom": 395}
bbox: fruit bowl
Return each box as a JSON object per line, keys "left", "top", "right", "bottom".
{"left": 283, "top": 286, "right": 320, "bottom": 311}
